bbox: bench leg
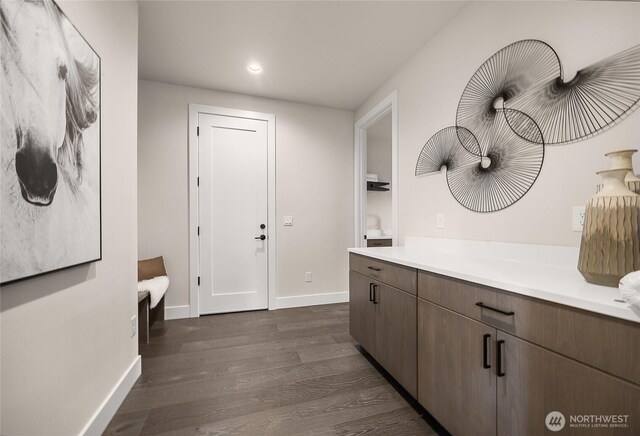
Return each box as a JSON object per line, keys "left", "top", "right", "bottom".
{"left": 150, "top": 295, "right": 165, "bottom": 327}
{"left": 138, "top": 297, "right": 149, "bottom": 344}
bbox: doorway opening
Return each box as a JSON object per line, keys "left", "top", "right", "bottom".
{"left": 354, "top": 91, "right": 398, "bottom": 248}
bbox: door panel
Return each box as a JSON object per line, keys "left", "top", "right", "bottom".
{"left": 198, "top": 113, "right": 268, "bottom": 314}
{"left": 497, "top": 331, "right": 640, "bottom": 436}
{"left": 349, "top": 271, "right": 376, "bottom": 355}
{"left": 375, "top": 283, "right": 417, "bottom": 397}
{"left": 418, "top": 299, "right": 497, "bottom": 436}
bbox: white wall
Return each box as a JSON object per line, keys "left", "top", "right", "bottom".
{"left": 356, "top": 1, "right": 640, "bottom": 247}
{"left": 138, "top": 80, "right": 354, "bottom": 310}
{"left": 366, "top": 113, "right": 392, "bottom": 233}
{"left": 0, "top": 2, "right": 139, "bottom": 435}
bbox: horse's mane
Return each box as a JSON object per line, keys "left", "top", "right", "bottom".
{"left": 41, "top": 0, "right": 99, "bottom": 187}
{"left": 2, "top": 1, "right": 99, "bottom": 189}
{"left": 58, "top": 56, "right": 99, "bottom": 187}
{"left": 0, "top": 4, "right": 12, "bottom": 45}
{"left": 1, "top": 2, "right": 25, "bottom": 68}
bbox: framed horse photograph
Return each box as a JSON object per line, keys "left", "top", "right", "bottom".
{"left": 1, "top": 0, "right": 101, "bottom": 285}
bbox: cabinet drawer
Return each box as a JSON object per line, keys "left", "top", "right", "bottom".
{"left": 350, "top": 253, "right": 416, "bottom": 295}
{"left": 367, "top": 238, "right": 392, "bottom": 247}
{"left": 419, "top": 270, "right": 640, "bottom": 386}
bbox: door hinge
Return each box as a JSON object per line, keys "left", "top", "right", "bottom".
{"left": 197, "top": 176, "right": 200, "bottom": 186}
{"left": 197, "top": 276, "right": 200, "bottom": 286}
{"left": 197, "top": 226, "right": 200, "bottom": 235}
{"left": 197, "top": 126, "right": 199, "bottom": 136}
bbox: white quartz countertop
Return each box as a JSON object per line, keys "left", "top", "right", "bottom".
{"left": 348, "top": 237, "right": 640, "bottom": 324}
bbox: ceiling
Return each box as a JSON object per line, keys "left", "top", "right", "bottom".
{"left": 138, "top": 1, "right": 467, "bottom": 111}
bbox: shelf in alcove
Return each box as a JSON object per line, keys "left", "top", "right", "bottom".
{"left": 367, "top": 181, "right": 390, "bottom": 191}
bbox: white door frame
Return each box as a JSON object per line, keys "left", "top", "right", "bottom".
{"left": 188, "top": 103, "right": 276, "bottom": 317}
{"left": 354, "top": 90, "right": 398, "bottom": 248}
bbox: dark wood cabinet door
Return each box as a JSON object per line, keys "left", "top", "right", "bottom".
{"left": 497, "top": 331, "right": 640, "bottom": 436}
{"left": 374, "top": 283, "right": 417, "bottom": 397}
{"left": 349, "top": 270, "right": 376, "bottom": 355}
{"left": 418, "top": 299, "right": 497, "bottom": 436}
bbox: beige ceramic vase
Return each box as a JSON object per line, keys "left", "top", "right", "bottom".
{"left": 578, "top": 168, "right": 640, "bottom": 287}
{"left": 603, "top": 149, "right": 640, "bottom": 194}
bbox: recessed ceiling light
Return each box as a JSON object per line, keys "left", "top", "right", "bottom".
{"left": 248, "top": 63, "right": 262, "bottom": 73}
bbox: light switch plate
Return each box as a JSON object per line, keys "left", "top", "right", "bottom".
{"left": 305, "top": 272, "right": 312, "bottom": 282}
{"left": 436, "top": 213, "right": 445, "bottom": 229}
{"left": 131, "top": 315, "right": 137, "bottom": 338}
{"left": 284, "top": 216, "right": 293, "bottom": 226}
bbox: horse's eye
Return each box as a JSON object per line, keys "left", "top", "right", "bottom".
{"left": 58, "top": 64, "right": 67, "bottom": 80}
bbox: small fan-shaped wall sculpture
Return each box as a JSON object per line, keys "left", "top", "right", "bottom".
{"left": 415, "top": 127, "right": 480, "bottom": 176}
{"left": 417, "top": 39, "right": 640, "bottom": 213}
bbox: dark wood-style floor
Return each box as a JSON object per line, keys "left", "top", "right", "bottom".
{"left": 104, "top": 303, "right": 441, "bottom": 435}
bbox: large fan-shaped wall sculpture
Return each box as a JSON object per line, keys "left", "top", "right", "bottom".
{"left": 417, "top": 39, "right": 640, "bottom": 212}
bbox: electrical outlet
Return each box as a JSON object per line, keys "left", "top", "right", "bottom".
{"left": 131, "top": 315, "right": 137, "bottom": 338}
{"left": 572, "top": 206, "right": 586, "bottom": 232}
{"left": 305, "top": 272, "right": 312, "bottom": 282}
{"left": 284, "top": 216, "right": 293, "bottom": 226}
{"left": 436, "top": 213, "right": 445, "bottom": 229}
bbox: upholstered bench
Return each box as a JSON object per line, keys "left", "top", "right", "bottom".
{"left": 137, "top": 256, "right": 169, "bottom": 344}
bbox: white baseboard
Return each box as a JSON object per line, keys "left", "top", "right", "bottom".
{"left": 165, "top": 304, "right": 191, "bottom": 320}
{"left": 164, "top": 295, "right": 348, "bottom": 317}
{"left": 80, "top": 355, "right": 141, "bottom": 436}
{"left": 275, "top": 291, "right": 349, "bottom": 310}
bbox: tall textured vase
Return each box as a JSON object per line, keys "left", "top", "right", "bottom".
{"left": 578, "top": 168, "right": 640, "bottom": 287}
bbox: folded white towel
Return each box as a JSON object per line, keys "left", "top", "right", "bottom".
{"left": 620, "top": 270, "right": 640, "bottom": 312}
{"left": 138, "top": 275, "right": 170, "bottom": 309}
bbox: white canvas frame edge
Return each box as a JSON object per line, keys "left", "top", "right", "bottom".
{"left": 188, "top": 103, "right": 277, "bottom": 317}
{"left": 353, "top": 90, "right": 399, "bottom": 248}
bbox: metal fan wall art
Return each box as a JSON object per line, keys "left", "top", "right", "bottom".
{"left": 416, "top": 40, "right": 640, "bottom": 212}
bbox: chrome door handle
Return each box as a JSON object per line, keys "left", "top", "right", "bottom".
{"left": 255, "top": 235, "right": 266, "bottom": 240}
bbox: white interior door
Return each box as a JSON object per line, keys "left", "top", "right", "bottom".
{"left": 198, "top": 113, "right": 268, "bottom": 314}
